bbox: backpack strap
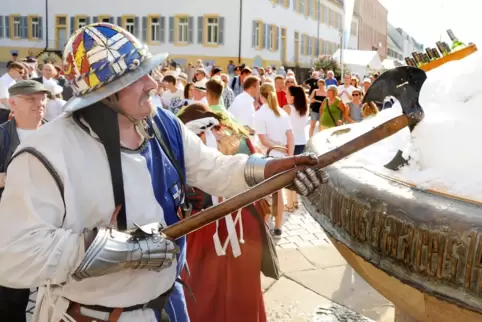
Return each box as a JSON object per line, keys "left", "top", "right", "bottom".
{"left": 7, "top": 147, "right": 66, "bottom": 227}
{"left": 0, "top": 127, "right": 10, "bottom": 173}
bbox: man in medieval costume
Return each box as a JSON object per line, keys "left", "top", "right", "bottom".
{"left": 0, "top": 23, "right": 326, "bottom": 322}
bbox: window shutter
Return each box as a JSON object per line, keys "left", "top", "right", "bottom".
{"left": 267, "top": 25, "right": 271, "bottom": 50}
{"left": 276, "top": 26, "right": 280, "bottom": 50}
{"left": 316, "top": 0, "right": 320, "bottom": 20}
{"left": 263, "top": 23, "right": 268, "bottom": 49}
{"left": 168, "top": 16, "right": 174, "bottom": 43}
{"left": 38, "top": 17, "right": 43, "bottom": 40}
{"left": 93, "top": 16, "right": 98, "bottom": 23}
{"left": 117, "top": 16, "right": 122, "bottom": 27}
{"left": 219, "top": 17, "right": 224, "bottom": 45}
{"left": 308, "top": 37, "right": 311, "bottom": 56}
{"left": 252, "top": 21, "right": 256, "bottom": 48}
{"left": 197, "top": 16, "right": 203, "bottom": 44}
{"left": 301, "top": 35, "right": 305, "bottom": 55}
{"left": 142, "top": 16, "right": 148, "bottom": 41}
{"left": 188, "top": 16, "right": 194, "bottom": 44}
{"left": 5, "top": 16, "right": 10, "bottom": 38}
{"left": 134, "top": 17, "right": 140, "bottom": 37}
{"left": 21, "top": 16, "right": 28, "bottom": 38}
{"left": 70, "top": 17, "right": 75, "bottom": 34}
{"left": 293, "top": 0, "right": 297, "bottom": 12}
{"left": 0, "top": 16, "right": 3, "bottom": 38}
{"left": 86, "top": 17, "right": 91, "bottom": 25}
{"left": 109, "top": 17, "right": 114, "bottom": 24}
{"left": 159, "top": 16, "right": 165, "bottom": 43}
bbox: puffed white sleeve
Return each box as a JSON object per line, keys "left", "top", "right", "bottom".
{"left": 0, "top": 153, "right": 84, "bottom": 288}
{"left": 180, "top": 120, "right": 250, "bottom": 197}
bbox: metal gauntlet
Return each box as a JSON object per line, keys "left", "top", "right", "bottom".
{"left": 244, "top": 154, "right": 271, "bottom": 187}
{"left": 72, "top": 223, "right": 179, "bottom": 281}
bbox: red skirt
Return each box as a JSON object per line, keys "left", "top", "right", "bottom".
{"left": 182, "top": 206, "right": 267, "bottom": 322}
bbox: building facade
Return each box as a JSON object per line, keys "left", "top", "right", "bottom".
{"left": 0, "top": 0, "right": 358, "bottom": 69}
{"left": 387, "top": 22, "right": 423, "bottom": 62}
{"left": 357, "top": 0, "right": 387, "bottom": 59}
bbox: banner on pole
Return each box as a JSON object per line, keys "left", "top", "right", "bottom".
{"left": 343, "top": 0, "right": 355, "bottom": 49}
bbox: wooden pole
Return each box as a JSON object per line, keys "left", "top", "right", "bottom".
{"left": 162, "top": 114, "right": 410, "bottom": 240}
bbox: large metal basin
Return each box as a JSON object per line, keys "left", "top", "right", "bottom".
{"left": 302, "top": 146, "right": 482, "bottom": 321}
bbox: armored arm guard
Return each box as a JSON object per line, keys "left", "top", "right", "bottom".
{"left": 72, "top": 223, "right": 179, "bottom": 281}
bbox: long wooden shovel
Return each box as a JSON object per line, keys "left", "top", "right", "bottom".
{"left": 163, "top": 114, "right": 411, "bottom": 239}
{"left": 163, "top": 66, "right": 427, "bottom": 240}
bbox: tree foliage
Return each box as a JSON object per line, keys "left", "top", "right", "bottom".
{"left": 313, "top": 55, "right": 350, "bottom": 78}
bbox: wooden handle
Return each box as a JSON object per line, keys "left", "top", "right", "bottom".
{"left": 162, "top": 115, "right": 409, "bottom": 240}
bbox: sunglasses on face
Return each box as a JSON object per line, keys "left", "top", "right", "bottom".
{"left": 352, "top": 93, "right": 361, "bottom": 96}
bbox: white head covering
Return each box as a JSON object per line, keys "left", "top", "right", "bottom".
{"left": 43, "top": 79, "right": 64, "bottom": 96}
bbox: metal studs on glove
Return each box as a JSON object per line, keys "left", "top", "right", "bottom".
{"left": 291, "top": 167, "right": 329, "bottom": 196}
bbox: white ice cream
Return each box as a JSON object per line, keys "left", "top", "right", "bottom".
{"left": 311, "top": 50, "right": 482, "bottom": 201}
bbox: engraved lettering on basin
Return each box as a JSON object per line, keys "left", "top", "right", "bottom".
{"left": 312, "top": 183, "right": 482, "bottom": 297}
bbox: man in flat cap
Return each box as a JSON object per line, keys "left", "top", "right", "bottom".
{"left": 0, "top": 80, "right": 49, "bottom": 322}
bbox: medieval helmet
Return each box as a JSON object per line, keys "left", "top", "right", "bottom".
{"left": 62, "top": 23, "right": 168, "bottom": 113}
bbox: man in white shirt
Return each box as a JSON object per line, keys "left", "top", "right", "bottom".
{"left": 161, "top": 75, "right": 183, "bottom": 108}
{"left": 337, "top": 74, "right": 356, "bottom": 104}
{"left": 228, "top": 76, "right": 260, "bottom": 134}
{"left": 0, "top": 62, "right": 26, "bottom": 122}
{"left": 0, "top": 80, "right": 50, "bottom": 321}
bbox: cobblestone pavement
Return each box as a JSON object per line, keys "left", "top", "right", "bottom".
{"left": 274, "top": 205, "right": 332, "bottom": 249}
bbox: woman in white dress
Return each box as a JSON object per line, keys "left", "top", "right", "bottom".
{"left": 254, "top": 83, "right": 294, "bottom": 238}
{"left": 282, "top": 85, "right": 309, "bottom": 211}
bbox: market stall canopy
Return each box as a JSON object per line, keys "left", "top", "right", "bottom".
{"left": 332, "top": 49, "right": 383, "bottom": 76}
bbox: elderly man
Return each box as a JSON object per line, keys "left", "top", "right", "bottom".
{"left": 0, "top": 23, "right": 326, "bottom": 322}
{"left": 0, "top": 80, "right": 49, "bottom": 322}
{"left": 325, "top": 70, "right": 338, "bottom": 86}
{"left": 32, "top": 63, "right": 73, "bottom": 101}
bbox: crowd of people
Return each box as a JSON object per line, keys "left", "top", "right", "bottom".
{"left": 0, "top": 21, "right": 390, "bottom": 322}
{"left": 145, "top": 58, "right": 388, "bottom": 239}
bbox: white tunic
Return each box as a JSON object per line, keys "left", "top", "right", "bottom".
{"left": 0, "top": 113, "right": 249, "bottom": 321}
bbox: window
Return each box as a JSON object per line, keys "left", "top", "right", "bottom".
{"left": 299, "top": 0, "right": 305, "bottom": 14}
{"left": 312, "top": 0, "right": 317, "bottom": 20}
{"left": 294, "top": 31, "right": 300, "bottom": 62}
{"left": 125, "top": 17, "right": 135, "bottom": 34}
{"left": 13, "top": 16, "right": 21, "bottom": 38}
{"left": 150, "top": 16, "right": 160, "bottom": 42}
{"left": 176, "top": 17, "right": 188, "bottom": 43}
{"left": 328, "top": 9, "right": 333, "bottom": 27}
{"left": 77, "top": 17, "right": 87, "bottom": 29}
{"left": 30, "top": 16, "right": 40, "bottom": 39}
{"left": 57, "top": 16, "right": 66, "bottom": 25}
{"left": 270, "top": 25, "right": 276, "bottom": 51}
{"left": 351, "top": 22, "right": 357, "bottom": 36}
{"left": 206, "top": 17, "right": 219, "bottom": 45}
{"left": 323, "top": 5, "right": 328, "bottom": 24}
{"left": 99, "top": 16, "right": 111, "bottom": 23}
{"left": 254, "top": 21, "right": 261, "bottom": 48}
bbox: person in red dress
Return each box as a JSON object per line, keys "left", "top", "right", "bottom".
{"left": 178, "top": 104, "right": 269, "bottom": 322}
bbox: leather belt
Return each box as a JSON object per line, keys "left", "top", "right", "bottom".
{"left": 79, "top": 303, "right": 145, "bottom": 313}
{"left": 63, "top": 302, "right": 146, "bottom": 322}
